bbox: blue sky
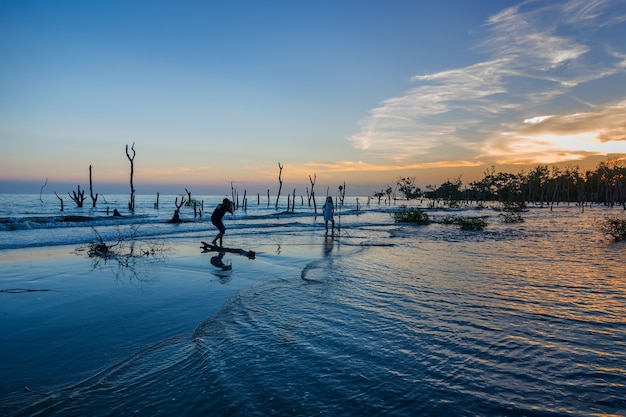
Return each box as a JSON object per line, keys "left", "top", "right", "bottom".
{"left": 1, "top": 0, "right": 625, "bottom": 195}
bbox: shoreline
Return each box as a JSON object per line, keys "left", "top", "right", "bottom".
{"left": 0, "top": 235, "right": 324, "bottom": 408}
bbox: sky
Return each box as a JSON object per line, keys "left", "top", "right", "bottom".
{"left": 1, "top": 0, "right": 626, "bottom": 195}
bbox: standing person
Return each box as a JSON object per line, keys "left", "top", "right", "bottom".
{"left": 211, "top": 198, "right": 234, "bottom": 246}
{"left": 322, "top": 196, "right": 335, "bottom": 234}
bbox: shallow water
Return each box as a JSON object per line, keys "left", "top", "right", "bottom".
{"left": 1, "top": 195, "right": 625, "bottom": 416}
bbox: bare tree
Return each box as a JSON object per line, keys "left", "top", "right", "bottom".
{"left": 126, "top": 143, "right": 136, "bottom": 210}
{"left": 309, "top": 174, "right": 317, "bottom": 213}
{"left": 168, "top": 197, "right": 186, "bottom": 223}
{"left": 54, "top": 192, "right": 64, "bottom": 211}
{"left": 69, "top": 185, "right": 86, "bottom": 207}
{"left": 39, "top": 177, "right": 48, "bottom": 203}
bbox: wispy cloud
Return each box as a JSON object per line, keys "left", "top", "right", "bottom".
{"left": 302, "top": 160, "right": 482, "bottom": 173}
{"left": 348, "top": 0, "right": 626, "bottom": 167}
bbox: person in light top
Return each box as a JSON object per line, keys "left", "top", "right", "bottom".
{"left": 322, "top": 196, "right": 335, "bottom": 234}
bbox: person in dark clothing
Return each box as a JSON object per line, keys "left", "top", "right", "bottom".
{"left": 211, "top": 198, "right": 234, "bottom": 246}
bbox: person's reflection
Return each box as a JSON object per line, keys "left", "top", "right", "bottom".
{"left": 210, "top": 251, "right": 232, "bottom": 271}
{"left": 323, "top": 235, "right": 334, "bottom": 256}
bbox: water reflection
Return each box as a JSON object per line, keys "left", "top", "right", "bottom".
{"left": 75, "top": 239, "right": 168, "bottom": 284}
{"left": 210, "top": 251, "right": 232, "bottom": 271}
{"left": 323, "top": 235, "right": 334, "bottom": 256}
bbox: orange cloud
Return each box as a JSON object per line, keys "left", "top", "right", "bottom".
{"left": 482, "top": 100, "right": 626, "bottom": 165}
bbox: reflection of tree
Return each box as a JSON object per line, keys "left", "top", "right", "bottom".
{"left": 76, "top": 227, "right": 170, "bottom": 284}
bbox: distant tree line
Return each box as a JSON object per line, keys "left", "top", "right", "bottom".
{"left": 391, "top": 159, "right": 626, "bottom": 209}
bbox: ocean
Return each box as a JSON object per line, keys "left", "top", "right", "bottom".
{"left": 1, "top": 193, "right": 625, "bottom": 416}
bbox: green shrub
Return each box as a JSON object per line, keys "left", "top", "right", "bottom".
{"left": 440, "top": 215, "right": 460, "bottom": 225}
{"left": 600, "top": 217, "right": 626, "bottom": 241}
{"left": 457, "top": 217, "right": 488, "bottom": 230}
{"left": 500, "top": 212, "right": 524, "bottom": 223}
{"left": 502, "top": 200, "right": 527, "bottom": 212}
{"left": 394, "top": 207, "right": 429, "bottom": 224}
{"left": 438, "top": 215, "right": 488, "bottom": 230}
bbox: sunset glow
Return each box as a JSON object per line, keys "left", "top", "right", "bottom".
{"left": 1, "top": 0, "right": 625, "bottom": 194}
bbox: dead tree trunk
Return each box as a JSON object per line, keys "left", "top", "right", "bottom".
{"left": 89, "top": 165, "right": 98, "bottom": 208}
{"left": 126, "top": 143, "right": 136, "bottom": 211}
{"left": 275, "top": 162, "right": 283, "bottom": 210}
{"left": 309, "top": 174, "right": 317, "bottom": 213}
{"left": 40, "top": 177, "right": 48, "bottom": 203}
{"left": 54, "top": 192, "right": 64, "bottom": 211}
{"left": 168, "top": 197, "right": 186, "bottom": 223}
{"left": 69, "top": 185, "right": 86, "bottom": 207}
